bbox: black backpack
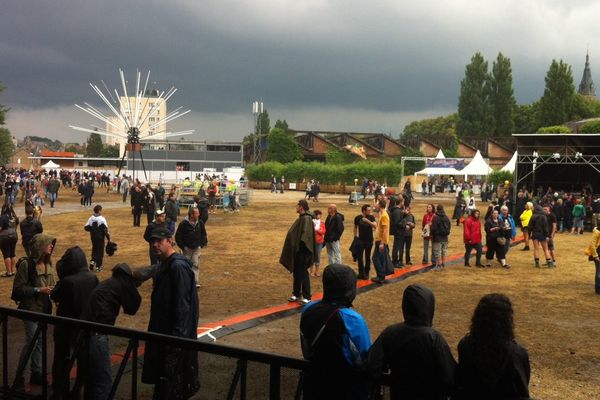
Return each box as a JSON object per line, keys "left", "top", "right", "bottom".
{"left": 434, "top": 215, "right": 451, "bottom": 237}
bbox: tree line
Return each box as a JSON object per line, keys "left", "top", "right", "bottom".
{"left": 404, "top": 53, "right": 600, "bottom": 137}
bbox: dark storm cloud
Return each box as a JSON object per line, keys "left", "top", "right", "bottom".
{"left": 2, "top": 0, "right": 600, "bottom": 140}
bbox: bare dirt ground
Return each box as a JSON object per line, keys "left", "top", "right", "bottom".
{"left": 0, "top": 188, "right": 598, "bottom": 399}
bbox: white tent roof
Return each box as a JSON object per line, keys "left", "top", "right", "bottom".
{"left": 435, "top": 149, "right": 445, "bottom": 159}
{"left": 41, "top": 160, "right": 60, "bottom": 169}
{"left": 460, "top": 150, "right": 492, "bottom": 176}
{"left": 414, "top": 167, "right": 463, "bottom": 176}
{"left": 500, "top": 151, "right": 517, "bottom": 173}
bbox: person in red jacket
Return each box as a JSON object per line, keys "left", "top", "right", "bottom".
{"left": 311, "top": 210, "right": 326, "bottom": 277}
{"left": 422, "top": 204, "right": 436, "bottom": 265}
{"left": 463, "top": 209, "right": 484, "bottom": 267}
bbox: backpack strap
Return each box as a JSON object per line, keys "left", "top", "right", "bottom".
{"left": 302, "top": 308, "right": 339, "bottom": 359}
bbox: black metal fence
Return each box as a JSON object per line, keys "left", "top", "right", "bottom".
{"left": 0, "top": 307, "right": 310, "bottom": 400}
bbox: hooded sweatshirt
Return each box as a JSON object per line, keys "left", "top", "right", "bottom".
{"left": 528, "top": 205, "right": 549, "bottom": 238}
{"left": 368, "top": 284, "right": 456, "bottom": 400}
{"left": 51, "top": 246, "right": 99, "bottom": 318}
{"left": 300, "top": 264, "right": 371, "bottom": 400}
{"left": 12, "top": 233, "right": 57, "bottom": 313}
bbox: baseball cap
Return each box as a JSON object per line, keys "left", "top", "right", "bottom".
{"left": 149, "top": 227, "right": 172, "bottom": 240}
{"left": 155, "top": 208, "right": 165, "bottom": 216}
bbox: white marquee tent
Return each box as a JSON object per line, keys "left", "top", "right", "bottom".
{"left": 41, "top": 160, "right": 60, "bottom": 169}
{"left": 459, "top": 150, "right": 492, "bottom": 177}
{"left": 500, "top": 151, "right": 517, "bottom": 173}
{"left": 414, "top": 150, "right": 462, "bottom": 176}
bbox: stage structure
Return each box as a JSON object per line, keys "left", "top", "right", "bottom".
{"left": 70, "top": 69, "right": 194, "bottom": 180}
{"left": 512, "top": 133, "right": 600, "bottom": 200}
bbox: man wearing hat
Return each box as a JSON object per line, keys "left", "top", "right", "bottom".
{"left": 143, "top": 208, "right": 168, "bottom": 265}
{"left": 142, "top": 227, "right": 200, "bottom": 399}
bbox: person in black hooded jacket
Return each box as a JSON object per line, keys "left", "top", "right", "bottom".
{"left": 20, "top": 205, "right": 43, "bottom": 257}
{"left": 300, "top": 264, "right": 371, "bottom": 400}
{"left": 456, "top": 293, "right": 530, "bottom": 399}
{"left": 367, "top": 284, "right": 456, "bottom": 400}
{"left": 50, "top": 246, "right": 99, "bottom": 399}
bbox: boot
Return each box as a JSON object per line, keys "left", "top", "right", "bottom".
{"left": 547, "top": 259, "right": 556, "bottom": 268}
{"left": 521, "top": 246, "right": 530, "bottom": 251}
{"left": 535, "top": 259, "right": 541, "bottom": 268}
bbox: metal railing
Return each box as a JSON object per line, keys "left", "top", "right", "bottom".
{"left": 0, "top": 307, "right": 309, "bottom": 400}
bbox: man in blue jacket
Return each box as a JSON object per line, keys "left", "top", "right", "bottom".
{"left": 498, "top": 205, "right": 517, "bottom": 258}
{"left": 300, "top": 264, "right": 371, "bottom": 399}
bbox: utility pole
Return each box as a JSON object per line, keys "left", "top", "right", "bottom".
{"left": 252, "top": 101, "right": 264, "bottom": 164}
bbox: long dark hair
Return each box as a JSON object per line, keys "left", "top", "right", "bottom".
{"left": 468, "top": 293, "right": 515, "bottom": 381}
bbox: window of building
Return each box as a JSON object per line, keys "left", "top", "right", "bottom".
{"left": 78, "top": 161, "right": 83, "bottom": 167}
{"left": 207, "top": 145, "right": 241, "bottom": 152}
{"left": 176, "top": 162, "right": 190, "bottom": 171}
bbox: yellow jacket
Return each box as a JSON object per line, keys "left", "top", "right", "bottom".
{"left": 585, "top": 227, "right": 600, "bottom": 258}
{"left": 520, "top": 209, "right": 532, "bottom": 227}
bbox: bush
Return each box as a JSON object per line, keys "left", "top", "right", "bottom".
{"left": 536, "top": 125, "right": 571, "bottom": 133}
{"left": 246, "top": 161, "right": 403, "bottom": 185}
{"left": 487, "top": 170, "right": 514, "bottom": 186}
{"left": 578, "top": 120, "right": 600, "bottom": 133}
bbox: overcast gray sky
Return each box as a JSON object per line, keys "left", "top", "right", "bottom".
{"left": 1, "top": 0, "right": 599, "bottom": 143}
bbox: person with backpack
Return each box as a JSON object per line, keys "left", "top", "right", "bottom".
{"left": 300, "top": 264, "right": 372, "bottom": 399}
{"left": 84, "top": 205, "right": 110, "bottom": 272}
{"left": 430, "top": 204, "right": 451, "bottom": 271}
{"left": 0, "top": 203, "right": 20, "bottom": 277}
{"left": 11, "top": 233, "right": 57, "bottom": 388}
{"left": 20, "top": 205, "right": 43, "bottom": 258}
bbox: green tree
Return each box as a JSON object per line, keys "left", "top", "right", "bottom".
{"left": 513, "top": 103, "right": 540, "bottom": 133}
{"left": 579, "top": 120, "right": 600, "bottom": 133}
{"left": 85, "top": 132, "right": 104, "bottom": 157}
{"left": 266, "top": 128, "right": 303, "bottom": 163}
{"left": 570, "top": 94, "right": 600, "bottom": 121}
{"left": 490, "top": 52, "right": 516, "bottom": 135}
{"left": 64, "top": 144, "right": 79, "bottom": 153}
{"left": 0, "top": 128, "right": 14, "bottom": 165}
{"left": 257, "top": 110, "right": 271, "bottom": 136}
{"left": 457, "top": 52, "right": 494, "bottom": 136}
{"left": 274, "top": 119, "right": 289, "bottom": 131}
{"left": 325, "top": 146, "right": 356, "bottom": 164}
{"left": 538, "top": 59, "right": 575, "bottom": 126}
{"left": 536, "top": 125, "right": 571, "bottom": 133}
{"left": 100, "top": 144, "right": 120, "bottom": 157}
{"left": 402, "top": 114, "right": 457, "bottom": 137}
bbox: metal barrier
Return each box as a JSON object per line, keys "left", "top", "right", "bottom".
{"left": 0, "top": 307, "right": 309, "bottom": 400}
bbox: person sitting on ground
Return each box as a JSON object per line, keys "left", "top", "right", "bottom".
{"left": 368, "top": 284, "right": 456, "bottom": 400}
{"left": 456, "top": 293, "right": 530, "bottom": 399}
{"left": 300, "top": 264, "right": 372, "bottom": 400}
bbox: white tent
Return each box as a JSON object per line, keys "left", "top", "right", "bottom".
{"left": 414, "top": 167, "right": 463, "bottom": 176}
{"left": 459, "top": 150, "right": 492, "bottom": 176}
{"left": 500, "top": 151, "right": 517, "bottom": 173}
{"left": 435, "top": 149, "right": 445, "bottom": 159}
{"left": 41, "top": 160, "right": 60, "bottom": 169}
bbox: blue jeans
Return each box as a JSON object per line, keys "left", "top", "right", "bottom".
{"left": 85, "top": 334, "right": 112, "bottom": 400}
{"left": 18, "top": 320, "right": 41, "bottom": 376}
{"left": 48, "top": 192, "right": 57, "bottom": 206}
{"left": 423, "top": 238, "right": 436, "bottom": 264}
{"left": 314, "top": 243, "right": 323, "bottom": 266}
{"left": 372, "top": 242, "right": 389, "bottom": 279}
{"left": 326, "top": 241, "right": 342, "bottom": 265}
{"left": 464, "top": 243, "right": 483, "bottom": 265}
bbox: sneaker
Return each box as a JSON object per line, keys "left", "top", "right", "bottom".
{"left": 89, "top": 261, "right": 96, "bottom": 271}
{"left": 397, "top": 264, "right": 404, "bottom": 268}
{"left": 371, "top": 277, "right": 385, "bottom": 284}
{"left": 475, "top": 263, "right": 485, "bottom": 268}
{"left": 406, "top": 261, "right": 413, "bottom": 266}
{"left": 432, "top": 266, "right": 442, "bottom": 272}
{"left": 464, "top": 263, "right": 471, "bottom": 267}
{"left": 288, "top": 295, "right": 298, "bottom": 302}
{"left": 299, "top": 298, "right": 310, "bottom": 305}
{"left": 502, "top": 264, "right": 511, "bottom": 269}
{"left": 547, "top": 261, "right": 556, "bottom": 268}
{"left": 521, "top": 246, "right": 530, "bottom": 251}
{"left": 535, "top": 261, "right": 541, "bottom": 268}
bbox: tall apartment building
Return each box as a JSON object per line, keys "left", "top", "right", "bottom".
{"left": 105, "top": 89, "right": 167, "bottom": 154}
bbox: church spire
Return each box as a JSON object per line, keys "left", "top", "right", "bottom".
{"left": 578, "top": 51, "right": 596, "bottom": 98}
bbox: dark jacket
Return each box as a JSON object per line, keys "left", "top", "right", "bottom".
{"left": 430, "top": 211, "right": 451, "bottom": 243}
{"left": 83, "top": 181, "right": 94, "bottom": 197}
{"left": 528, "top": 205, "right": 549, "bottom": 238}
{"left": 130, "top": 187, "right": 144, "bottom": 208}
{"left": 85, "top": 219, "right": 109, "bottom": 243}
{"left": 20, "top": 215, "right": 43, "bottom": 246}
{"left": 457, "top": 335, "right": 530, "bottom": 399}
{"left": 197, "top": 198, "right": 209, "bottom": 224}
{"left": 51, "top": 246, "right": 99, "bottom": 318}
{"left": 165, "top": 198, "right": 179, "bottom": 221}
{"left": 389, "top": 206, "right": 405, "bottom": 237}
{"left": 82, "top": 263, "right": 141, "bottom": 326}
{"left": 300, "top": 264, "right": 371, "bottom": 400}
{"left": 325, "top": 212, "right": 345, "bottom": 242}
{"left": 280, "top": 212, "right": 316, "bottom": 272}
{"left": 142, "top": 253, "right": 199, "bottom": 383}
{"left": 368, "top": 284, "right": 456, "bottom": 400}
{"left": 175, "top": 217, "right": 208, "bottom": 249}
{"left": 484, "top": 218, "right": 502, "bottom": 240}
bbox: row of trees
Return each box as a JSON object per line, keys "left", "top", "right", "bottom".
{"left": 405, "top": 53, "right": 600, "bottom": 137}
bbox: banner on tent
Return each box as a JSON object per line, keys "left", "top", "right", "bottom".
{"left": 426, "top": 158, "right": 464, "bottom": 169}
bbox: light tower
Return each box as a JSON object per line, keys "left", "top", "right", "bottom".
{"left": 252, "top": 100, "right": 264, "bottom": 164}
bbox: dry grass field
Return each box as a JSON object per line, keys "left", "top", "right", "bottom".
{"left": 0, "top": 187, "right": 598, "bottom": 399}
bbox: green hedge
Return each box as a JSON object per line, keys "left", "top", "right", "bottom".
{"left": 578, "top": 120, "right": 600, "bottom": 133}
{"left": 536, "top": 125, "right": 571, "bottom": 133}
{"left": 246, "top": 161, "right": 403, "bottom": 185}
{"left": 487, "top": 170, "right": 514, "bottom": 186}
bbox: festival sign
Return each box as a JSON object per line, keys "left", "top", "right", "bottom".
{"left": 426, "top": 158, "right": 465, "bottom": 169}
